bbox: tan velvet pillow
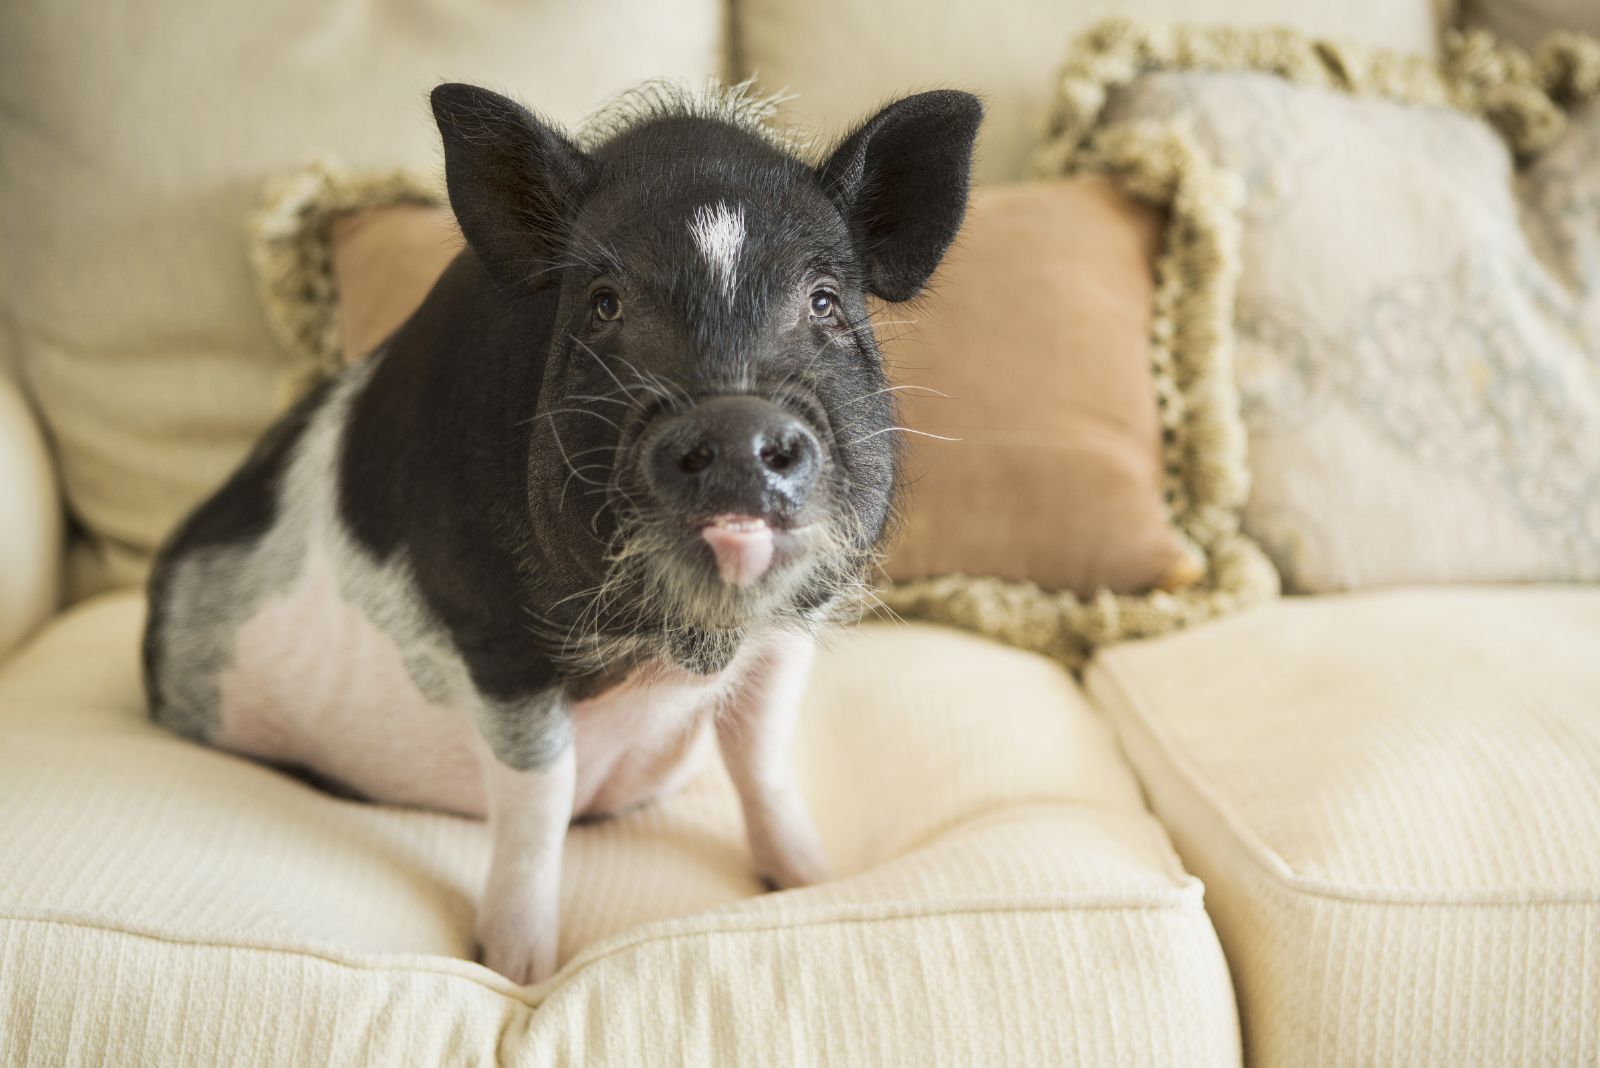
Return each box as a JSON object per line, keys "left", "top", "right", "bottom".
{"left": 882, "top": 178, "right": 1196, "bottom": 595}
{"left": 321, "top": 179, "right": 1196, "bottom": 598}
{"left": 330, "top": 205, "right": 464, "bottom": 362}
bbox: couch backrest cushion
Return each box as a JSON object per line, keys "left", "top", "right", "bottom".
{"left": 732, "top": 0, "right": 1454, "bottom": 185}
{"left": 0, "top": 2, "right": 724, "bottom": 599}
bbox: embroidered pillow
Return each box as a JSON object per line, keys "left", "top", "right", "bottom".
{"left": 1038, "top": 22, "right": 1600, "bottom": 591}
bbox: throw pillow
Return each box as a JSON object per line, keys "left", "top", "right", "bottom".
{"left": 252, "top": 158, "right": 1276, "bottom": 664}
{"left": 1037, "top": 20, "right": 1600, "bottom": 591}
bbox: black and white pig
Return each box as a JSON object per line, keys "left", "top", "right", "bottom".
{"left": 143, "top": 82, "right": 981, "bottom": 984}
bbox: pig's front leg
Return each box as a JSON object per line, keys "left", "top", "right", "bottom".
{"left": 473, "top": 693, "right": 575, "bottom": 985}
{"left": 718, "top": 631, "right": 832, "bottom": 890}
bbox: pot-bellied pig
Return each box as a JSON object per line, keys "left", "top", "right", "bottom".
{"left": 144, "top": 81, "right": 981, "bottom": 983}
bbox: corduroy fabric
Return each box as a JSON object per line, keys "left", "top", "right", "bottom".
{"left": 1087, "top": 586, "right": 1600, "bottom": 1065}
{"left": 0, "top": 594, "right": 1239, "bottom": 1065}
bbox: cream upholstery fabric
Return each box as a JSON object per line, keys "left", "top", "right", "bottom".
{"left": 0, "top": 2, "right": 724, "bottom": 600}
{"left": 1086, "top": 586, "right": 1600, "bottom": 1065}
{"left": 0, "top": 375, "right": 59, "bottom": 661}
{"left": 733, "top": 0, "right": 1450, "bottom": 184}
{"left": 0, "top": 595, "right": 1238, "bottom": 1065}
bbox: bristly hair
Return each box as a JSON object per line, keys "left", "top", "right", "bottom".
{"left": 575, "top": 77, "right": 808, "bottom": 154}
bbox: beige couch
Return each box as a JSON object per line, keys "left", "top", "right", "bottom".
{"left": 3, "top": 1, "right": 1596, "bottom": 1064}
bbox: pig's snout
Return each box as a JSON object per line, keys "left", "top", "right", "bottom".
{"left": 647, "top": 395, "right": 822, "bottom": 518}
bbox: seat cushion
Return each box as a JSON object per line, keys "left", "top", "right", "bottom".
{"left": 1086, "top": 586, "right": 1600, "bottom": 1065}
{"left": 0, "top": 594, "right": 1237, "bottom": 1065}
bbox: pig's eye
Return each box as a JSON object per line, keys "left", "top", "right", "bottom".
{"left": 808, "top": 289, "right": 837, "bottom": 319}
{"left": 591, "top": 289, "right": 623, "bottom": 323}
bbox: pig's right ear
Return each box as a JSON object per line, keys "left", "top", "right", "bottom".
{"left": 430, "top": 83, "right": 592, "bottom": 291}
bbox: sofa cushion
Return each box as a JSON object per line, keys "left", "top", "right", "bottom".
{"left": 0, "top": 595, "right": 1238, "bottom": 1064}
{"left": 1086, "top": 586, "right": 1600, "bottom": 1064}
{"left": 732, "top": 0, "right": 1452, "bottom": 184}
{"left": 0, "top": 2, "right": 724, "bottom": 601}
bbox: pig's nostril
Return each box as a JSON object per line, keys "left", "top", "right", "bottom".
{"left": 679, "top": 443, "right": 717, "bottom": 475}
{"left": 759, "top": 441, "right": 795, "bottom": 472}
{"left": 650, "top": 398, "right": 821, "bottom": 505}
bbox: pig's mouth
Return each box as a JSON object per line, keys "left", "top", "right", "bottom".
{"left": 697, "top": 513, "right": 813, "bottom": 589}
{"left": 589, "top": 386, "right": 872, "bottom": 633}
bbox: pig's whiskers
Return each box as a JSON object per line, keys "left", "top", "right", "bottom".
{"left": 542, "top": 414, "right": 606, "bottom": 514}
{"left": 846, "top": 426, "right": 959, "bottom": 447}
{"left": 837, "top": 384, "right": 950, "bottom": 407}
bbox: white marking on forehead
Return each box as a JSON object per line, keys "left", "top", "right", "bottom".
{"left": 687, "top": 201, "right": 745, "bottom": 300}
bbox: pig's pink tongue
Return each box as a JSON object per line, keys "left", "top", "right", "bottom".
{"left": 701, "top": 517, "right": 775, "bottom": 588}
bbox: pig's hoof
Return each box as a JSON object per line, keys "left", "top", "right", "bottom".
{"left": 478, "top": 939, "right": 557, "bottom": 985}
{"left": 476, "top": 921, "right": 558, "bottom": 985}
{"left": 756, "top": 855, "right": 834, "bottom": 892}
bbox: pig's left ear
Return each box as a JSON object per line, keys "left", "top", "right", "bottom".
{"left": 818, "top": 90, "right": 983, "bottom": 303}
{"left": 431, "top": 83, "right": 592, "bottom": 292}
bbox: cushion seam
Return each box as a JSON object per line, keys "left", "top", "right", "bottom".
{"left": 1, "top": 895, "right": 1214, "bottom": 1008}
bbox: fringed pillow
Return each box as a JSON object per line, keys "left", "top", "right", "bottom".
{"left": 1037, "top": 20, "right": 1600, "bottom": 592}
{"left": 251, "top": 125, "right": 1278, "bottom": 667}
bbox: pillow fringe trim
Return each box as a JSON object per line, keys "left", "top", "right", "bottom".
{"left": 880, "top": 118, "right": 1279, "bottom": 667}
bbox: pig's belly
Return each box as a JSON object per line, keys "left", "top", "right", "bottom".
{"left": 211, "top": 557, "right": 717, "bottom": 819}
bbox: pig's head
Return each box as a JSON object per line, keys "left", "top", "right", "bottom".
{"left": 430, "top": 82, "right": 981, "bottom": 670}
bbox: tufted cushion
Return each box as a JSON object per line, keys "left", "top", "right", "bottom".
{"left": 1087, "top": 586, "right": 1600, "bottom": 1065}
{"left": 0, "top": 594, "right": 1238, "bottom": 1064}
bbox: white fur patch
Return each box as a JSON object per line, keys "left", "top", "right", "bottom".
{"left": 688, "top": 201, "right": 745, "bottom": 299}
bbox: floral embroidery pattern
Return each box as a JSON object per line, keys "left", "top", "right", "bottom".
{"left": 1113, "top": 69, "right": 1600, "bottom": 588}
